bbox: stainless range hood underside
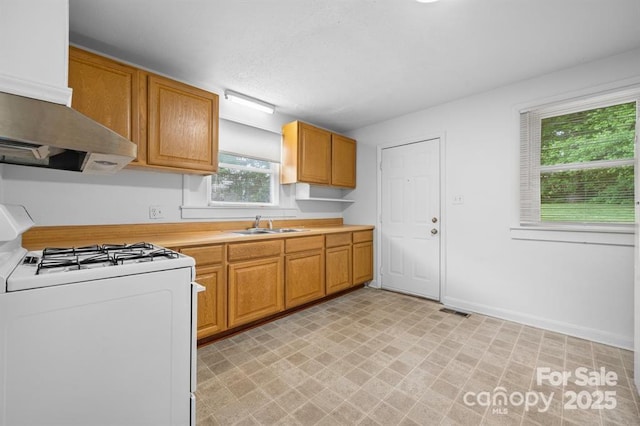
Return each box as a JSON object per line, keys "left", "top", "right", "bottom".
{"left": 0, "top": 92, "right": 137, "bottom": 174}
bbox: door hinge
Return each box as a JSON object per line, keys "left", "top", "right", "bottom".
{"left": 379, "top": 162, "right": 383, "bottom": 171}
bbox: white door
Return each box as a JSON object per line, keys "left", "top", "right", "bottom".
{"left": 381, "top": 139, "right": 440, "bottom": 300}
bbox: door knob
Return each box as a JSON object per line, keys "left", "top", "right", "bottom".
{"left": 431, "top": 228, "right": 438, "bottom": 235}
{"left": 432, "top": 217, "right": 438, "bottom": 223}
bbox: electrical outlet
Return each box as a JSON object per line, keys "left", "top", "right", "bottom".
{"left": 452, "top": 195, "right": 464, "bottom": 205}
{"left": 149, "top": 205, "right": 164, "bottom": 219}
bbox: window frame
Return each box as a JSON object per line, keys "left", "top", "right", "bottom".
{"left": 519, "top": 89, "right": 639, "bottom": 230}
{"left": 208, "top": 152, "right": 280, "bottom": 208}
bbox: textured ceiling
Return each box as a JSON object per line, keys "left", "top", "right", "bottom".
{"left": 69, "top": 0, "right": 640, "bottom": 133}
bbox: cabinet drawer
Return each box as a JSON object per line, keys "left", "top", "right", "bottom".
{"left": 353, "top": 230, "right": 373, "bottom": 243}
{"left": 180, "top": 245, "right": 224, "bottom": 267}
{"left": 326, "top": 232, "right": 351, "bottom": 248}
{"left": 285, "top": 235, "right": 324, "bottom": 253}
{"left": 228, "top": 240, "right": 283, "bottom": 262}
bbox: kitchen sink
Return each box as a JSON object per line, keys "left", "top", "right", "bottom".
{"left": 231, "top": 228, "right": 307, "bottom": 235}
{"left": 231, "top": 229, "right": 272, "bottom": 235}
{"left": 268, "top": 228, "right": 308, "bottom": 233}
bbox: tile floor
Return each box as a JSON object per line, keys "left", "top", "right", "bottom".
{"left": 196, "top": 288, "right": 639, "bottom": 425}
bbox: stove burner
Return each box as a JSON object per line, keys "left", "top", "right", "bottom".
{"left": 114, "top": 249, "right": 179, "bottom": 265}
{"left": 103, "top": 242, "right": 154, "bottom": 251}
{"left": 43, "top": 245, "right": 103, "bottom": 256}
{"left": 36, "top": 253, "right": 118, "bottom": 274}
{"left": 34, "top": 242, "right": 178, "bottom": 275}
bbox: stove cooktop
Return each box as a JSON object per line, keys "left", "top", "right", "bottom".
{"left": 7, "top": 242, "right": 195, "bottom": 292}
{"left": 31, "top": 243, "right": 180, "bottom": 275}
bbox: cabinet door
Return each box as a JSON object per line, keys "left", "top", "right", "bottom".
{"left": 147, "top": 74, "right": 218, "bottom": 173}
{"left": 353, "top": 241, "right": 373, "bottom": 285}
{"left": 68, "top": 47, "right": 143, "bottom": 163}
{"left": 285, "top": 250, "right": 325, "bottom": 308}
{"left": 326, "top": 245, "right": 352, "bottom": 294}
{"left": 298, "top": 123, "right": 331, "bottom": 185}
{"left": 331, "top": 134, "right": 356, "bottom": 188}
{"left": 196, "top": 265, "right": 226, "bottom": 339}
{"left": 228, "top": 257, "right": 284, "bottom": 328}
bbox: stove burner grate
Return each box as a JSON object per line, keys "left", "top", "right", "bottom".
{"left": 34, "top": 242, "right": 177, "bottom": 274}
{"left": 43, "top": 245, "right": 103, "bottom": 257}
{"left": 36, "top": 253, "right": 117, "bottom": 274}
{"left": 114, "top": 249, "right": 179, "bottom": 264}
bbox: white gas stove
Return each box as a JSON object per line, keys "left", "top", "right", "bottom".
{"left": 9, "top": 241, "right": 194, "bottom": 291}
{"left": 0, "top": 204, "right": 202, "bottom": 426}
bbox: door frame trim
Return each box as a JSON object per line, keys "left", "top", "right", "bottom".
{"left": 375, "top": 134, "right": 447, "bottom": 302}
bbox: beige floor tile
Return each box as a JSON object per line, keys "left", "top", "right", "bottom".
{"left": 251, "top": 401, "right": 288, "bottom": 424}
{"left": 292, "top": 401, "right": 326, "bottom": 425}
{"left": 195, "top": 288, "right": 638, "bottom": 426}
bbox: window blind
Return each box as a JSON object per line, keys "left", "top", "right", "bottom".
{"left": 520, "top": 110, "right": 541, "bottom": 224}
{"left": 218, "top": 119, "right": 281, "bottom": 163}
{"left": 520, "top": 89, "right": 639, "bottom": 225}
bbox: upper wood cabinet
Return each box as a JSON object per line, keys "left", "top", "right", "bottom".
{"left": 68, "top": 46, "right": 143, "bottom": 164}
{"left": 282, "top": 121, "right": 356, "bottom": 188}
{"left": 331, "top": 134, "right": 357, "bottom": 188}
{"left": 147, "top": 75, "right": 218, "bottom": 173}
{"left": 68, "top": 47, "right": 219, "bottom": 174}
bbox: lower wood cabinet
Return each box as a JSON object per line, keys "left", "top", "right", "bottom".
{"left": 285, "top": 235, "right": 325, "bottom": 308}
{"left": 181, "top": 229, "right": 372, "bottom": 341}
{"left": 228, "top": 257, "right": 284, "bottom": 328}
{"left": 326, "top": 245, "right": 352, "bottom": 294}
{"left": 227, "top": 239, "right": 284, "bottom": 329}
{"left": 325, "top": 232, "right": 353, "bottom": 294}
{"left": 194, "top": 265, "right": 226, "bottom": 339}
{"left": 179, "top": 244, "right": 226, "bottom": 340}
{"left": 353, "top": 230, "right": 374, "bottom": 285}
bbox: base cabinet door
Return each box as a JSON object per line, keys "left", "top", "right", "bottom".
{"left": 353, "top": 241, "right": 373, "bottom": 285}
{"left": 285, "top": 250, "right": 325, "bottom": 308}
{"left": 179, "top": 244, "right": 225, "bottom": 340}
{"left": 228, "top": 257, "right": 284, "bottom": 328}
{"left": 195, "top": 265, "right": 226, "bottom": 339}
{"left": 326, "top": 245, "right": 352, "bottom": 294}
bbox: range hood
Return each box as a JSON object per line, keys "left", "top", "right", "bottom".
{"left": 0, "top": 92, "right": 137, "bottom": 174}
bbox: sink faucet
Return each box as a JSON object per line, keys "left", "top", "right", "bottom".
{"left": 268, "top": 219, "right": 273, "bottom": 230}
{"left": 253, "top": 215, "right": 261, "bottom": 228}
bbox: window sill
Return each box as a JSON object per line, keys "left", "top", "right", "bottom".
{"left": 181, "top": 205, "right": 297, "bottom": 220}
{"left": 510, "top": 225, "right": 634, "bottom": 246}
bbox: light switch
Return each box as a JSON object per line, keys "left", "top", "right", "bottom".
{"left": 452, "top": 195, "right": 464, "bottom": 205}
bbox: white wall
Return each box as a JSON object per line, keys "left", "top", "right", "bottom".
{"left": 345, "top": 48, "right": 640, "bottom": 349}
{"left": 0, "top": 0, "right": 71, "bottom": 105}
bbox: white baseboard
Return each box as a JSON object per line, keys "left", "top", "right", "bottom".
{"left": 365, "top": 279, "right": 381, "bottom": 289}
{"left": 442, "top": 296, "right": 633, "bottom": 350}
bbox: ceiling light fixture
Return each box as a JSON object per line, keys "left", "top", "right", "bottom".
{"left": 416, "top": 0, "right": 440, "bottom": 3}
{"left": 224, "top": 90, "right": 276, "bottom": 114}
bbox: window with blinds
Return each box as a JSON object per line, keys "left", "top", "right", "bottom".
{"left": 520, "top": 89, "right": 638, "bottom": 225}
